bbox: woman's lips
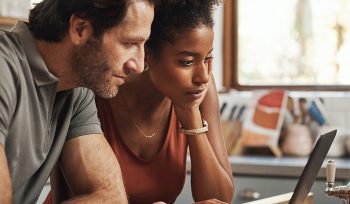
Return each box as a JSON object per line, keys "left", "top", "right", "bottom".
{"left": 186, "top": 89, "right": 204, "bottom": 99}
{"left": 187, "top": 89, "right": 204, "bottom": 94}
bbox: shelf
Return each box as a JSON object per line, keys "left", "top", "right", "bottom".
{"left": 0, "top": 16, "right": 19, "bottom": 26}
{"left": 186, "top": 155, "right": 350, "bottom": 179}
{"left": 228, "top": 156, "right": 350, "bottom": 179}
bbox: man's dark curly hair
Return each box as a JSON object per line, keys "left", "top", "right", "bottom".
{"left": 28, "top": 0, "right": 158, "bottom": 42}
{"left": 146, "top": 0, "right": 221, "bottom": 56}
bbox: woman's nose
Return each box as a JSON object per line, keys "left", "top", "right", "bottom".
{"left": 193, "top": 63, "right": 210, "bottom": 84}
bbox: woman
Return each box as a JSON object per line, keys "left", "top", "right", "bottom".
{"left": 97, "top": 0, "right": 234, "bottom": 203}
{"left": 46, "top": 0, "right": 234, "bottom": 203}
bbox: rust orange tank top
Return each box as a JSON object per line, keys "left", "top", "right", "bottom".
{"left": 96, "top": 98, "right": 188, "bottom": 204}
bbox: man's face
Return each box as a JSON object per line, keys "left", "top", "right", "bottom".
{"left": 71, "top": 1, "right": 154, "bottom": 98}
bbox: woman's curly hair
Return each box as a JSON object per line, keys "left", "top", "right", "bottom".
{"left": 146, "top": 0, "right": 221, "bottom": 55}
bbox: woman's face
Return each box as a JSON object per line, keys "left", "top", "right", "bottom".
{"left": 148, "top": 25, "right": 214, "bottom": 107}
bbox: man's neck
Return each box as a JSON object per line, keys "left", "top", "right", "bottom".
{"left": 34, "top": 38, "right": 78, "bottom": 91}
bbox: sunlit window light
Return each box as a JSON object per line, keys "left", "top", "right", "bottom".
{"left": 238, "top": 0, "right": 350, "bottom": 86}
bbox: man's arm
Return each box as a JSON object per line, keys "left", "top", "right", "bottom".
{"left": 58, "top": 134, "right": 127, "bottom": 204}
{"left": 0, "top": 144, "right": 12, "bottom": 204}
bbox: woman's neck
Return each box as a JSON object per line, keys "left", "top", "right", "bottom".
{"left": 115, "top": 72, "right": 169, "bottom": 118}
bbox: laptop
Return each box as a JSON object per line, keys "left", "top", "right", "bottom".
{"left": 244, "top": 130, "right": 337, "bottom": 204}
{"left": 289, "top": 129, "right": 337, "bottom": 204}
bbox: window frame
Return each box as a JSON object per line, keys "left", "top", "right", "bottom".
{"left": 223, "top": 0, "right": 350, "bottom": 91}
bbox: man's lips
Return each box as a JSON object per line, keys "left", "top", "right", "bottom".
{"left": 114, "top": 75, "right": 126, "bottom": 83}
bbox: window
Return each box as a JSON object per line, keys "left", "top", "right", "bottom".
{"left": 0, "top": 0, "right": 43, "bottom": 29}
{"left": 224, "top": 0, "right": 350, "bottom": 90}
{"left": 0, "top": 0, "right": 32, "bottom": 19}
{"left": 31, "top": 0, "right": 42, "bottom": 7}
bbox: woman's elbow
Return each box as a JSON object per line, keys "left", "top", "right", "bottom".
{"left": 193, "top": 182, "right": 234, "bottom": 203}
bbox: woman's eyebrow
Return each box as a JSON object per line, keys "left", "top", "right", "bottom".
{"left": 176, "top": 51, "right": 198, "bottom": 56}
{"left": 176, "top": 48, "right": 214, "bottom": 56}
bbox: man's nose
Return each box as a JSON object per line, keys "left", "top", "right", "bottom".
{"left": 124, "top": 60, "right": 144, "bottom": 74}
{"left": 125, "top": 47, "right": 145, "bottom": 74}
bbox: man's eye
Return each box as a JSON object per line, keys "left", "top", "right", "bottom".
{"left": 125, "top": 42, "right": 139, "bottom": 46}
{"left": 204, "top": 56, "right": 214, "bottom": 63}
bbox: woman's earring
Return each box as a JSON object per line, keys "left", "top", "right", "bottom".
{"left": 144, "top": 62, "right": 149, "bottom": 72}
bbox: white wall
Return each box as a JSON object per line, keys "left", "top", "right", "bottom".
{"left": 213, "top": 3, "right": 224, "bottom": 90}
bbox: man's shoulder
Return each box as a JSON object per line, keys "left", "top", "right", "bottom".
{"left": 0, "top": 30, "right": 22, "bottom": 76}
{"left": 0, "top": 28, "right": 7, "bottom": 35}
{"left": 0, "top": 29, "right": 19, "bottom": 43}
{"left": 72, "top": 87, "right": 94, "bottom": 97}
{"left": 0, "top": 29, "right": 6, "bottom": 35}
{"left": 68, "top": 87, "right": 96, "bottom": 106}
{"left": 0, "top": 29, "right": 21, "bottom": 56}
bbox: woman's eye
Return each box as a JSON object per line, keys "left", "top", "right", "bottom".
{"left": 180, "top": 60, "right": 194, "bottom": 66}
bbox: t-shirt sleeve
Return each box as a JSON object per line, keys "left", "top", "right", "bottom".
{"left": 0, "top": 47, "right": 17, "bottom": 147}
{"left": 66, "top": 88, "right": 103, "bottom": 140}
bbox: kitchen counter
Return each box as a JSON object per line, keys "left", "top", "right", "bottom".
{"left": 181, "top": 156, "right": 350, "bottom": 203}
{"left": 187, "top": 155, "right": 350, "bottom": 179}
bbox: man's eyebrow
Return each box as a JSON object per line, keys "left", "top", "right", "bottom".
{"left": 125, "top": 36, "right": 147, "bottom": 42}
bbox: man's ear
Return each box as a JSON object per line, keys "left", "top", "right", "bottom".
{"left": 68, "top": 15, "right": 93, "bottom": 45}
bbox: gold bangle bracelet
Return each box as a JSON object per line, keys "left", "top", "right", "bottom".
{"left": 179, "top": 119, "right": 208, "bottom": 136}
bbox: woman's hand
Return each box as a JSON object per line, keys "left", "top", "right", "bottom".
{"left": 173, "top": 76, "right": 211, "bottom": 129}
{"left": 194, "top": 198, "right": 229, "bottom": 204}
{"left": 176, "top": 79, "right": 210, "bottom": 111}
{"left": 173, "top": 104, "right": 203, "bottom": 130}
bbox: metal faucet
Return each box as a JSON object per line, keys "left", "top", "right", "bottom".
{"left": 325, "top": 160, "right": 350, "bottom": 203}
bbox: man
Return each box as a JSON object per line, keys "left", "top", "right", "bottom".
{"left": 0, "top": 0, "right": 155, "bottom": 203}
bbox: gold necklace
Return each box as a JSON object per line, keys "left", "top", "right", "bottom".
{"left": 119, "top": 91, "right": 168, "bottom": 139}
{"left": 133, "top": 106, "right": 167, "bottom": 138}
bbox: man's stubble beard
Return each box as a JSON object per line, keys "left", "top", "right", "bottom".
{"left": 70, "top": 37, "right": 119, "bottom": 98}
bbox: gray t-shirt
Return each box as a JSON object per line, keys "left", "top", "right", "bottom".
{"left": 0, "top": 21, "right": 103, "bottom": 203}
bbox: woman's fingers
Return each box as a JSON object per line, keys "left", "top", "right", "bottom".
{"left": 194, "top": 198, "right": 228, "bottom": 204}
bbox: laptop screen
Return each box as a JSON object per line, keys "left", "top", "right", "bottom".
{"left": 289, "top": 129, "right": 337, "bottom": 204}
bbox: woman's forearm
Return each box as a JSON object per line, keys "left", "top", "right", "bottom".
{"left": 175, "top": 76, "right": 234, "bottom": 202}
{"left": 187, "top": 134, "right": 234, "bottom": 203}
